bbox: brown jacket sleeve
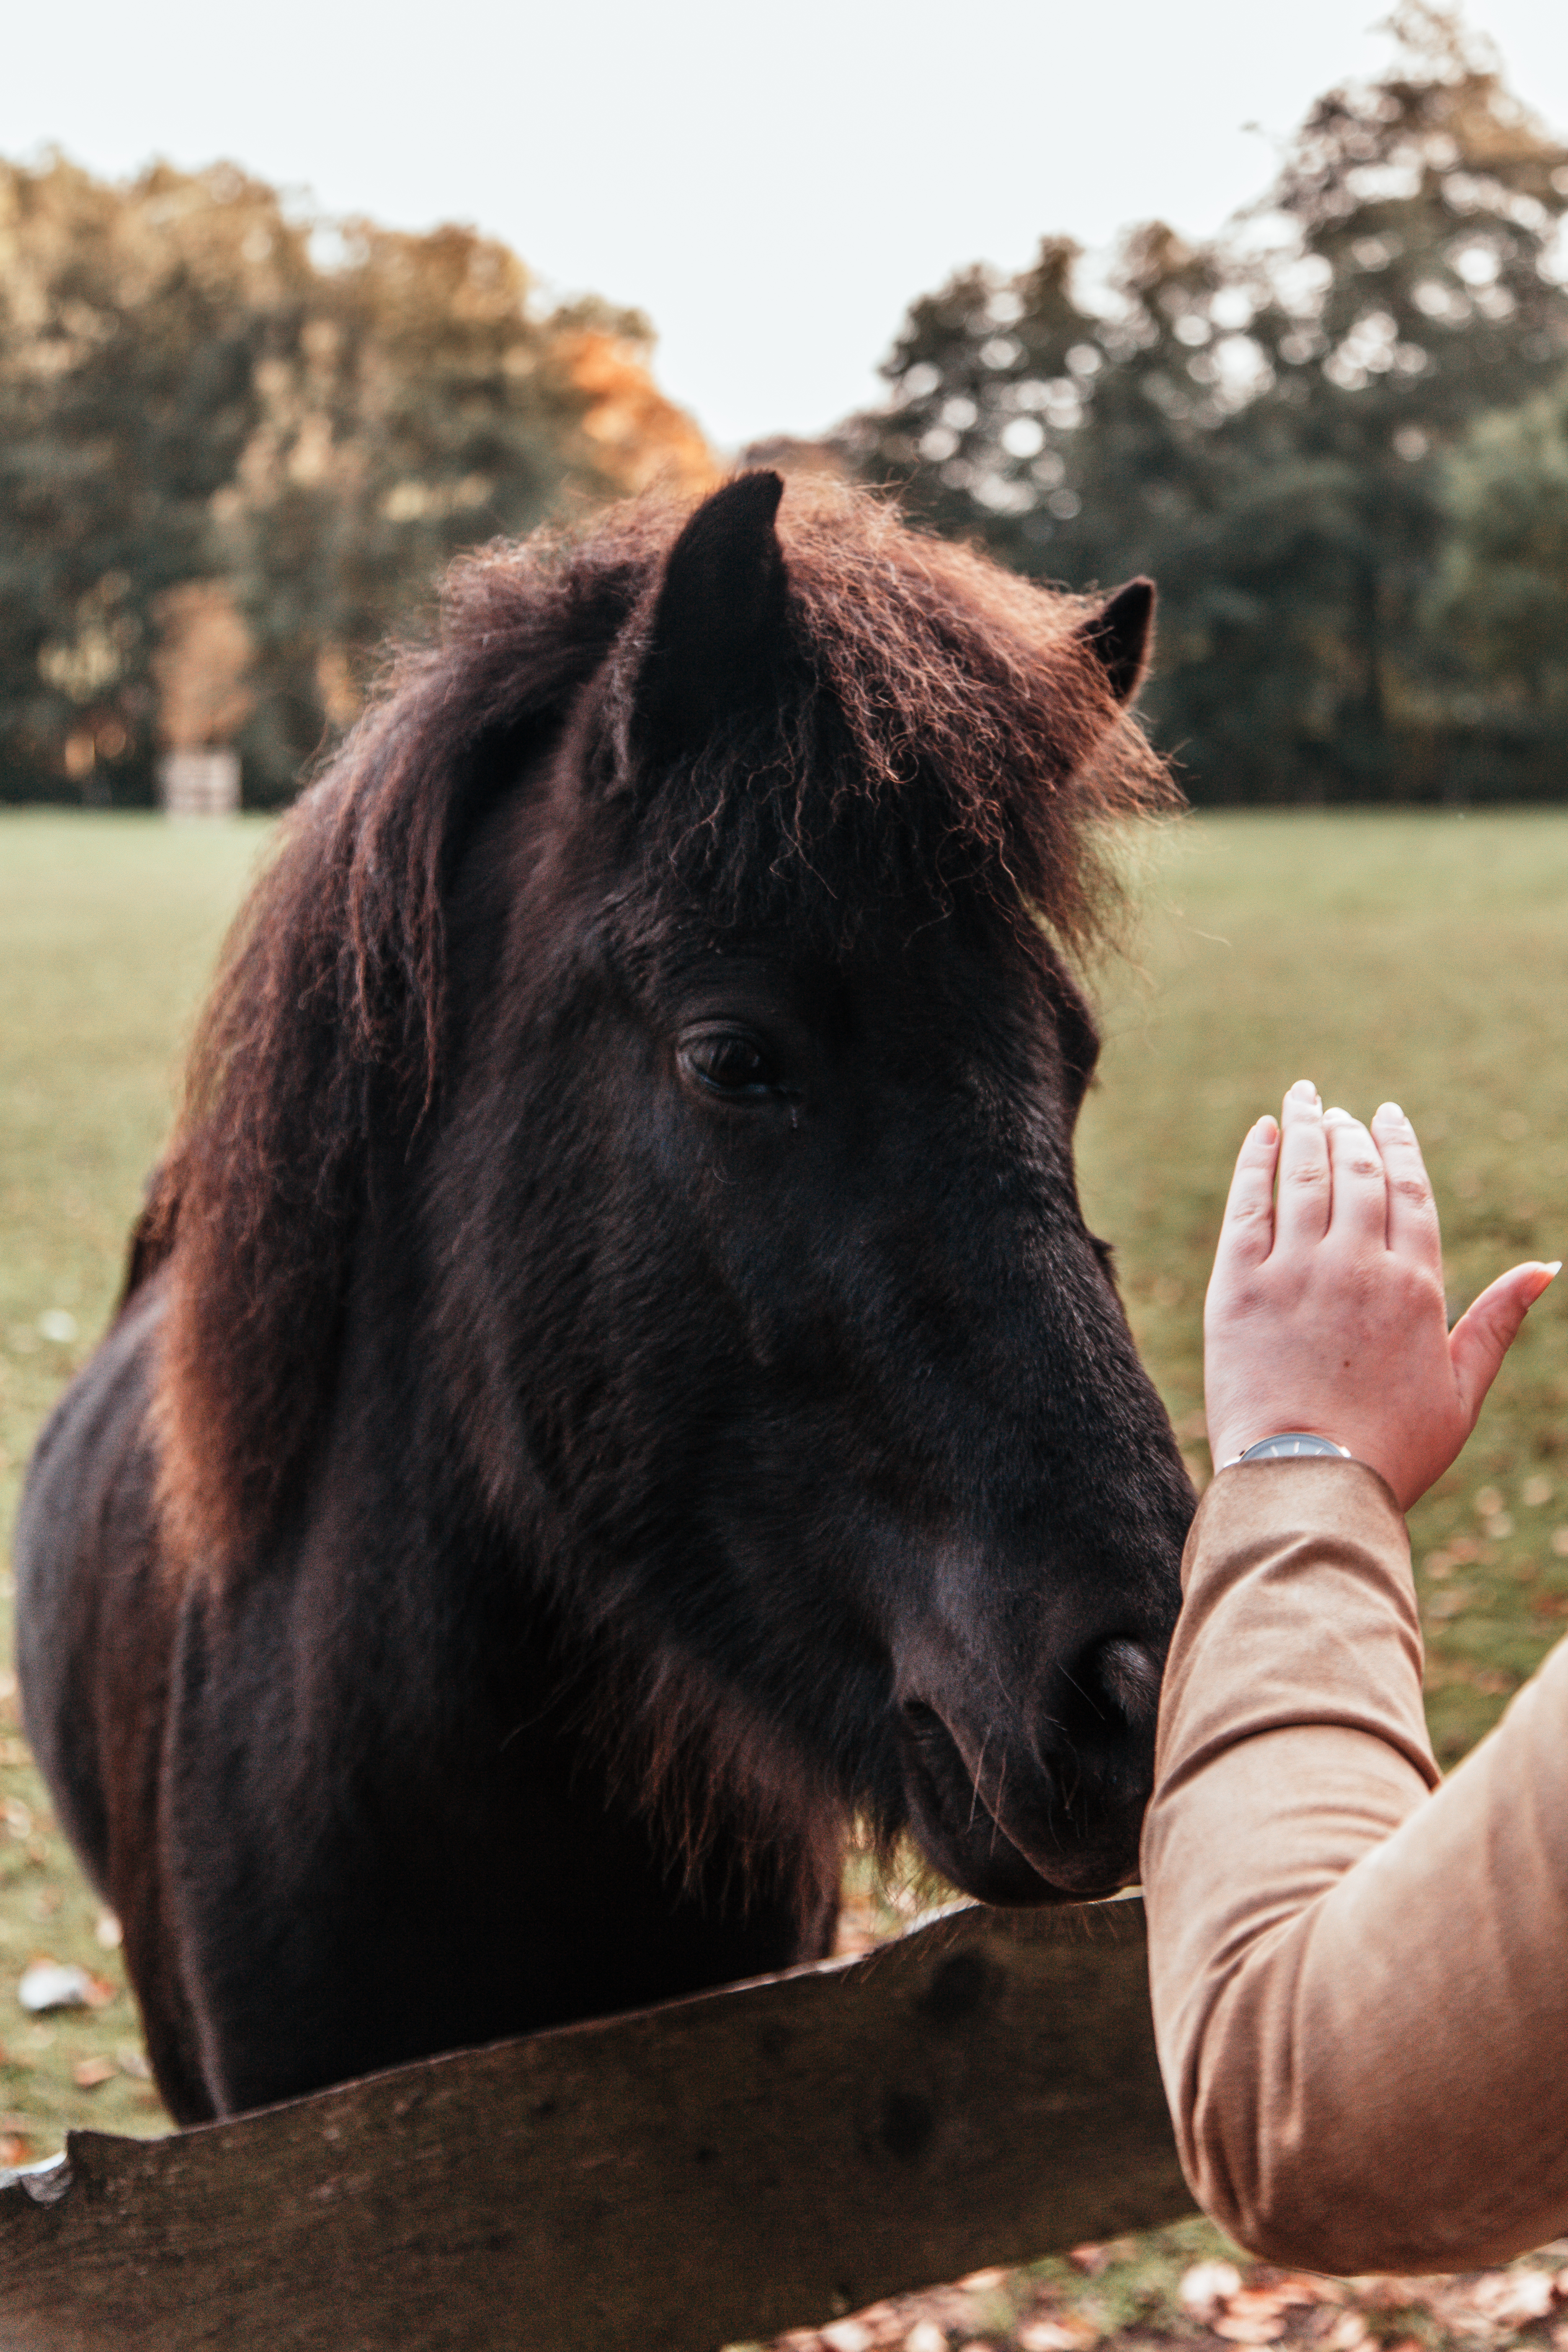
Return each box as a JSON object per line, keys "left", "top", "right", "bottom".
{"left": 1141, "top": 1457, "right": 1568, "bottom": 2275}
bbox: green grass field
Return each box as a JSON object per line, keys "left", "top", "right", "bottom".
{"left": 3, "top": 806, "right": 1568, "bottom": 2337}
{"left": 0, "top": 811, "right": 272, "bottom": 2154}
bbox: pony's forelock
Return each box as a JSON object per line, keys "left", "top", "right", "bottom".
{"left": 610, "top": 480, "right": 1175, "bottom": 959}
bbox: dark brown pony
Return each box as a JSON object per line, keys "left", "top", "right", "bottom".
{"left": 17, "top": 473, "right": 1194, "bottom": 2125}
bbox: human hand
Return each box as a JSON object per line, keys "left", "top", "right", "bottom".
{"left": 1203, "top": 1080, "right": 1559, "bottom": 1512}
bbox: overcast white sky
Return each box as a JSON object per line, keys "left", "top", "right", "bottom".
{"left": 5, "top": 0, "right": 1568, "bottom": 450}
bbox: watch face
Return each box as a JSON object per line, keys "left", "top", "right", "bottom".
{"left": 1242, "top": 1432, "right": 1347, "bottom": 1462}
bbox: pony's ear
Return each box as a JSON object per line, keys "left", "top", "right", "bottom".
{"left": 633, "top": 471, "right": 791, "bottom": 758}
{"left": 1076, "top": 578, "right": 1155, "bottom": 707}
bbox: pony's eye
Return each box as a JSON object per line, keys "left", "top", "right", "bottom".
{"left": 680, "top": 1032, "right": 781, "bottom": 1101}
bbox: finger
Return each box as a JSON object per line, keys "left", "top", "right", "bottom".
{"left": 1274, "top": 1078, "right": 1331, "bottom": 1250}
{"left": 1371, "top": 1102, "right": 1442, "bottom": 1271}
{"left": 1211, "top": 1114, "right": 1281, "bottom": 1277}
{"left": 1323, "top": 1108, "right": 1388, "bottom": 1248}
{"left": 1449, "top": 1261, "right": 1561, "bottom": 1425}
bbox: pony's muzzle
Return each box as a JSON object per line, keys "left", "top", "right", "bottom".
{"left": 895, "top": 1631, "right": 1165, "bottom": 1906}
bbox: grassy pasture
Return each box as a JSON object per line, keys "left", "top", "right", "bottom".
{"left": 0, "top": 811, "right": 271, "bottom": 2152}
{"left": 1, "top": 806, "right": 1567, "bottom": 2327}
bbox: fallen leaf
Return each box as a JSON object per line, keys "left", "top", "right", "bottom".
{"left": 1213, "top": 2315, "right": 1287, "bottom": 2344}
{"left": 1462, "top": 2270, "right": 1555, "bottom": 2327}
{"left": 1180, "top": 2262, "right": 1243, "bottom": 2318}
{"left": 903, "top": 2327, "right": 946, "bottom": 2352}
{"left": 94, "top": 1914, "right": 123, "bottom": 1951}
{"left": 1323, "top": 2315, "right": 1370, "bottom": 2350}
{"left": 0, "top": 2135, "right": 30, "bottom": 2167}
{"left": 1068, "top": 2247, "right": 1110, "bottom": 2277}
{"left": 820, "top": 2326, "right": 872, "bottom": 2352}
{"left": 958, "top": 2272, "right": 1009, "bottom": 2295}
{"left": 1349, "top": 2277, "right": 1443, "bottom": 2310}
{"left": 17, "top": 1960, "right": 91, "bottom": 2014}
{"left": 1227, "top": 2290, "right": 1302, "bottom": 2320}
{"left": 116, "top": 2043, "right": 152, "bottom": 2080}
{"left": 1017, "top": 2313, "right": 1100, "bottom": 2351}
{"left": 1270, "top": 2279, "right": 1337, "bottom": 2306}
{"left": 72, "top": 2056, "right": 116, "bottom": 2089}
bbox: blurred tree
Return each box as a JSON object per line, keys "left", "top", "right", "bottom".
{"left": 1224, "top": 0, "right": 1568, "bottom": 797}
{"left": 0, "top": 157, "right": 292, "bottom": 801}
{"left": 1421, "top": 369, "right": 1568, "bottom": 787}
{"left": 151, "top": 582, "right": 255, "bottom": 755}
{"left": 844, "top": 4, "right": 1568, "bottom": 802}
{"left": 1434, "top": 372, "right": 1568, "bottom": 697}
{"left": 0, "top": 159, "right": 713, "bottom": 805}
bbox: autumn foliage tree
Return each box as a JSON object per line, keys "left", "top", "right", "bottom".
{"left": 0, "top": 157, "right": 712, "bottom": 804}
{"left": 844, "top": 5, "right": 1568, "bottom": 802}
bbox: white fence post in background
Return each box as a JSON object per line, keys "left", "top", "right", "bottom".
{"left": 157, "top": 748, "right": 241, "bottom": 819}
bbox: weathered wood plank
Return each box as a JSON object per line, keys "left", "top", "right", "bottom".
{"left": 0, "top": 1895, "right": 1191, "bottom": 2352}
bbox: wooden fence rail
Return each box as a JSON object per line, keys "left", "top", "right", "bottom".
{"left": 0, "top": 1895, "right": 1192, "bottom": 2352}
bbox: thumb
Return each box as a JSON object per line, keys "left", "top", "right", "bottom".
{"left": 1449, "top": 1261, "right": 1560, "bottom": 1424}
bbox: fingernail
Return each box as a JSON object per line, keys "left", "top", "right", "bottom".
{"left": 1374, "top": 1101, "right": 1405, "bottom": 1122}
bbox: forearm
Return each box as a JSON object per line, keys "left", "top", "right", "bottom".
{"left": 1143, "top": 1460, "right": 1568, "bottom": 2273}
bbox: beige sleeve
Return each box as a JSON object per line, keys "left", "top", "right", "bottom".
{"left": 1141, "top": 1457, "right": 1568, "bottom": 2276}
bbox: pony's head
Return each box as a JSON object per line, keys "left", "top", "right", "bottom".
{"left": 152, "top": 473, "right": 1194, "bottom": 1905}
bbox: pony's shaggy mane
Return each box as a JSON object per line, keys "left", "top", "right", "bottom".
{"left": 143, "top": 477, "right": 1179, "bottom": 1579}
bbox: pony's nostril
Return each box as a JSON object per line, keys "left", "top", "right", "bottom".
{"left": 1088, "top": 1635, "right": 1162, "bottom": 1727}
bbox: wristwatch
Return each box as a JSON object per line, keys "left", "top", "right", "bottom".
{"left": 1227, "top": 1431, "right": 1353, "bottom": 1466}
